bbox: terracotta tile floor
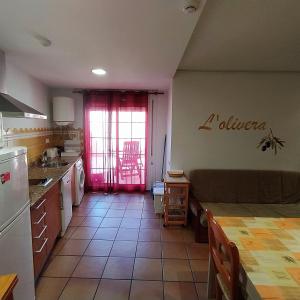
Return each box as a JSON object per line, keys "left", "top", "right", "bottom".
{"left": 36, "top": 193, "right": 209, "bottom": 300}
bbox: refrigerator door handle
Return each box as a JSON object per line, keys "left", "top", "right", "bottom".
{"left": 33, "top": 225, "right": 47, "bottom": 239}
{"left": 33, "top": 212, "right": 47, "bottom": 225}
{"left": 34, "top": 238, "right": 48, "bottom": 253}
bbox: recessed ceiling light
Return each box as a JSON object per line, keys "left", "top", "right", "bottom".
{"left": 92, "top": 68, "right": 107, "bottom": 76}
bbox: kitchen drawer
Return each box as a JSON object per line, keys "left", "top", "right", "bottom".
{"left": 31, "top": 198, "right": 46, "bottom": 224}
{"left": 31, "top": 197, "right": 47, "bottom": 279}
{"left": 32, "top": 227, "right": 48, "bottom": 279}
{"left": 31, "top": 209, "right": 47, "bottom": 234}
{"left": 31, "top": 217, "right": 47, "bottom": 239}
{"left": 30, "top": 182, "right": 62, "bottom": 280}
{"left": 45, "top": 184, "right": 61, "bottom": 252}
{"left": 32, "top": 225, "right": 48, "bottom": 251}
{"left": 44, "top": 182, "right": 60, "bottom": 199}
{"left": 32, "top": 222, "right": 47, "bottom": 241}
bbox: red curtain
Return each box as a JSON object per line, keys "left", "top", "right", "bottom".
{"left": 84, "top": 91, "right": 148, "bottom": 193}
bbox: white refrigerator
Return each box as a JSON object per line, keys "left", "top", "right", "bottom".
{"left": 0, "top": 147, "right": 35, "bottom": 300}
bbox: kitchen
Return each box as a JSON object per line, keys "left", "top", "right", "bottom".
{"left": 0, "top": 1, "right": 171, "bottom": 298}
{"left": 0, "top": 88, "right": 85, "bottom": 299}
{"left": 1, "top": 1, "right": 300, "bottom": 300}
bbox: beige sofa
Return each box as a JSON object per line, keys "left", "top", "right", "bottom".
{"left": 189, "top": 169, "right": 300, "bottom": 242}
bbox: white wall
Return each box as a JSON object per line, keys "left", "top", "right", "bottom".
{"left": 165, "top": 82, "right": 173, "bottom": 171}
{"left": 171, "top": 71, "right": 300, "bottom": 175}
{"left": 2, "top": 55, "right": 50, "bottom": 129}
{"left": 0, "top": 51, "right": 5, "bottom": 92}
{"left": 50, "top": 88, "right": 83, "bottom": 129}
{"left": 147, "top": 93, "right": 168, "bottom": 188}
{"left": 50, "top": 88, "right": 168, "bottom": 188}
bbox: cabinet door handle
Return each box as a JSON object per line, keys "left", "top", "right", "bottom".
{"left": 33, "top": 212, "right": 47, "bottom": 225}
{"left": 35, "top": 198, "right": 46, "bottom": 210}
{"left": 34, "top": 225, "right": 47, "bottom": 239}
{"left": 34, "top": 238, "right": 48, "bottom": 253}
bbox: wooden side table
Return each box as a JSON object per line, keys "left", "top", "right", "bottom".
{"left": 163, "top": 174, "right": 189, "bottom": 226}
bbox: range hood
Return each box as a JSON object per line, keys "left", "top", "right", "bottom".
{"left": 0, "top": 50, "right": 47, "bottom": 120}
{"left": 0, "top": 92, "right": 47, "bottom": 119}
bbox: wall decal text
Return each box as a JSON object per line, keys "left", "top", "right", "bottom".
{"left": 198, "top": 113, "right": 266, "bottom": 131}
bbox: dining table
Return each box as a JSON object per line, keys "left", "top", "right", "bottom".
{"left": 207, "top": 216, "right": 300, "bottom": 300}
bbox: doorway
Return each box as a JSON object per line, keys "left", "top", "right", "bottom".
{"left": 84, "top": 92, "right": 148, "bottom": 193}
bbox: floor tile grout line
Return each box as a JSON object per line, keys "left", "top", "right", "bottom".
{"left": 56, "top": 249, "right": 86, "bottom": 299}
{"left": 90, "top": 197, "right": 113, "bottom": 300}
{"left": 136, "top": 195, "right": 163, "bottom": 299}
{"left": 40, "top": 193, "right": 205, "bottom": 299}
{"left": 89, "top": 195, "right": 122, "bottom": 300}
{"left": 40, "top": 275, "right": 207, "bottom": 284}
{"left": 187, "top": 248, "right": 201, "bottom": 299}
{"left": 161, "top": 233, "right": 165, "bottom": 299}
{"left": 60, "top": 200, "right": 110, "bottom": 286}
{"left": 127, "top": 206, "right": 141, "bottom": 300}
{"left": 56, "top": 276, "right": 72, "bottom": 299}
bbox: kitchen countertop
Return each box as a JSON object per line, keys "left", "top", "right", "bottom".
{"left": 28, "top": 156, "right": 81, "bottom": 207}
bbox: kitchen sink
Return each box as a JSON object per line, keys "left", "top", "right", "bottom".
{"left": 28, "top": 178, "right": 53, "bottom": 187}
{"left": 38, "top": 161, "right": 69, "bottom": 168}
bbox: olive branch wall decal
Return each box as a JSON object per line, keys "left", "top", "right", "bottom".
{"left": 257, "top": 128, "right": 285, "bottom": 155}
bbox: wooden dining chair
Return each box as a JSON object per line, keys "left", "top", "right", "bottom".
{"left": 206, "top": 210, "right": 241, "bottom": 300}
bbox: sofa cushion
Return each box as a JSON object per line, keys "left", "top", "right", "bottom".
{"left": 197, "top": 202, "right": 300, "bottom": 228}
{"left": 200, "top": 202, "right": 254, "bottom": 217}
{"left": 258, "top": 171, "right": 282, "bottom": 203}
{"left": 189, "top": 169, "right": 300, "bottom": 204}
{"left": 271, "top": 202, "right": 300, "bottom": 217}
{"left": 190, "top": 169, "right": 237, "bottom": 203}
{"left": 282, "top": 171, "right": 300, "bottom": 203}
{"left": 245, "top": 204, "right": 282, "bottom": 217}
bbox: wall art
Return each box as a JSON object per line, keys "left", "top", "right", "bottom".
{"left": 198, "top": 113, "right": 266, "bottom": 131}
{"left": 257, "top": 128, "right": 285, "bottom": 155}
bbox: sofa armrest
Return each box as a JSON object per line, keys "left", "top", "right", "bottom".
{"left": 189, "top": 195, "right": 208, "bottom": 243}
{"left": 189, "top": 195, "right": 203, "bottom": 217}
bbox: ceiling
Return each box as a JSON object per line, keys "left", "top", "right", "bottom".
{"left": 0, "top": 0, "right": 203, "bottom": 90}
{"left": 180, "top": 0, "right": 300, "bottom": 71}
{"left": 0, "top": 1, "right": 299, "bottom": 92}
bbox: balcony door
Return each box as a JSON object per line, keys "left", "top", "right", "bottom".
{"left": 84, "top": 92, "right": 147, "bottom": 193}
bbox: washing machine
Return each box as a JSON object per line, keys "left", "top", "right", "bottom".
{"left": 74, "top": 158, "right": 85, "bottom": 206}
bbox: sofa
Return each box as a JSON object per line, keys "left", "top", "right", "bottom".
{"left": 189, "top": 169, "right": 300, "bottom": 243}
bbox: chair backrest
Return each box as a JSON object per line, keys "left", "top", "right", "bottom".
{"left": 206, "top": 210, "right": 240, "bottom": 300}
{"left": 122, "top": 141, "right": 140, "bottom": 162}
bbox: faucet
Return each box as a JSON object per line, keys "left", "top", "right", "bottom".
{"left": 41, "top": 150, "right": 48, "bottom": 165}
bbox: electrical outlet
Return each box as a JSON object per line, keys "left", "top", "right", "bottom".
{"left": 45, "top": 138, "right": 50, "bottom": 144}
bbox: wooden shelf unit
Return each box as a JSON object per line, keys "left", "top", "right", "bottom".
{"left": 163, "top": 174, "right": 189, "bottom": 226}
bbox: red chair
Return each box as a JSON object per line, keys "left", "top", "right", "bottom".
{"left": 206, "top": 210, "right": 241, "bottom": 300}
{"left": 119, "top": 141, "right": 143, "bottom": 181}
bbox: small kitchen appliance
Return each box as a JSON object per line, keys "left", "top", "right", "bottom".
{"left": 46, "top": 147, "right": 58, "bottom": 159}
{"left": 61, "top": 139, "right": 81, "bottom": 157}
